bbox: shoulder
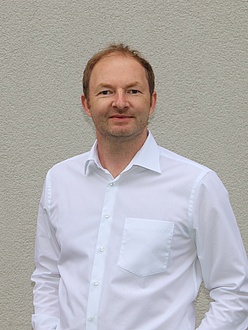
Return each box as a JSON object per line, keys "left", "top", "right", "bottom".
{"left": 157, "top": 145, "right": 227, "bottom": 204}
{"left": 47, "top": 151, "right": 90, "bottom": 178}
{"left": 158, "top": 145, "right": 211, "bottom": 174}
{"left": 156, "top": 144, "right": 224, "bottom": 190}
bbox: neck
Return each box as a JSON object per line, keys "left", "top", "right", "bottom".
{"left": 96, "top": 131, "right": 148, "bottom": 178}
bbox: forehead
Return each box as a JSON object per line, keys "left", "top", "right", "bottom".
{"left": 90, "top": 54, "right": 148, "bottom": 86}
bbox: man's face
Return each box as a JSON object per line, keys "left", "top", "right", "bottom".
{"left": 82, "top": 54, "right": 156, "bottom": 142}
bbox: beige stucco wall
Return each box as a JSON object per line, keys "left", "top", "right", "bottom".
{"left": 1, "top": 0, "right": 247, "bottom": 328}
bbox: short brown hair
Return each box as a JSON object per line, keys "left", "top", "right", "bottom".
{"left": 82, "top": 43, "right": 155, "bottom": 100}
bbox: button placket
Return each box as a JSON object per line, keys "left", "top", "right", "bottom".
{"left": 85, "top": 180, "right": 118, "bottom": 329}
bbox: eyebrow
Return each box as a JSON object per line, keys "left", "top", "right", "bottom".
{"left": 96, "top": 82, "right": 142, "bottom": 89}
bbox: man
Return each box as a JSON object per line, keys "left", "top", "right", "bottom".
{"left": 32, "top": 44, "right": 248, "bottom": 330}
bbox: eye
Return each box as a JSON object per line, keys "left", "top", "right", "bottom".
{"left": 128, "top": 89, "right": 141, "bottom": 94}
{"left": 99, "top": 90, "right": 111, "bottom": 95}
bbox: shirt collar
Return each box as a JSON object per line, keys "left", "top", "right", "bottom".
{"left": 83, "top": 131, "right": 161, "bottom": 175}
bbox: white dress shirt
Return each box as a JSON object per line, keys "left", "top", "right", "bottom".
{"left": 32, "top": 132, "right": 248, "bottom": 330}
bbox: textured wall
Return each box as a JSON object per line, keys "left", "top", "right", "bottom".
{"left": 1, "top": 0, "right": 247, "bottom": 328}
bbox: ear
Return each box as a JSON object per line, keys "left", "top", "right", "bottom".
{"left": 149, "top": 91, "right": 157, "bottom": 116}
{"left": 81, "top": 94, "right": 91, "bottom": 117}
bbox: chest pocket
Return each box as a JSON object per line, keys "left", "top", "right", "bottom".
{"left": 118, "top": 218, "right": 174, "bottom": 277}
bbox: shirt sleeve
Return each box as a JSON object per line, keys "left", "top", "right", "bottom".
{"left": 31, "top": 171, "right": 60, "bottom": 329}
{"left": 193, "top": 171, "right": 248, "bottom": 330}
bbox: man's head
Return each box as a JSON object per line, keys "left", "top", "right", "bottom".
{"left": 81, "top": 44, "right": 157, "bottom": 143}
{"left": 82, "top": 43, "right": 155, "bottom": 102}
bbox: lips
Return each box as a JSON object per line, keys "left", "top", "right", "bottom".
{"left": 110, "top": 114, "right": 133, "bottom": 119}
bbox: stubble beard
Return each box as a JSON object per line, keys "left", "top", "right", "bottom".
{"left": 94, "top": 116, "right": 149, "bottom": 144}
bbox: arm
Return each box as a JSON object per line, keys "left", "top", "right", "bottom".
{"left": 31, "top": 172, "right": 60, "bottom": 329}
{"left": 193, "top": 171, "right": 248, "bottom": 330}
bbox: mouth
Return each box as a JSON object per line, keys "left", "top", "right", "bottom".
{"left": 110, "top": 114, "right": 134, "bottom": 119}
{"left": 109, "top": 115, "right": 134, "bottom": 124}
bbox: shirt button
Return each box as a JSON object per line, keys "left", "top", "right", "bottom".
{"left": 88, "top": 316, "right": 94, "bottom": 322}
{"left": 99, "top": 246, "right": 105, "bottom": 252}
{"left": 109, "top": 182, "right": 114, "bottom": 186}
{"left": 94, "top": 281, "right": 99, "bottom": 286}
{"left": 105, "top": 214, "right": 110, "bottom": 219}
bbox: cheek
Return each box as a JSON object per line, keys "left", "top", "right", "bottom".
{"left": 89, "top": 105, "right": 107, "bottom": 121}
{"left": 90, "top": 98, "right": 110, "bottom": 110}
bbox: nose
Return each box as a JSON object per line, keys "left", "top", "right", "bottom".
{"left": 112, "top": 90, "right": 128, "bottom": 110}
